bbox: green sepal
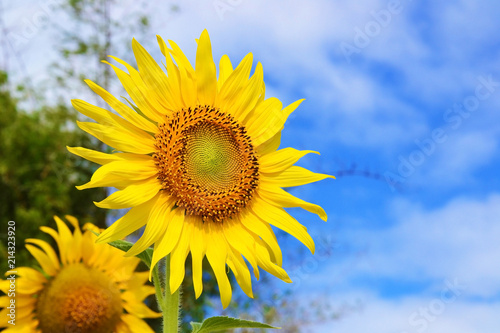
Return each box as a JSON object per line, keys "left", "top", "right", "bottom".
{"left": 89, "top": 230, "right": 153, "bottom": 268}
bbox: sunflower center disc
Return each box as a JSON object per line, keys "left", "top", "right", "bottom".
{"left": 37, "top": 263, "right": 122, "bottom": 333}
{"left": 154, "top": 105, "right": 259, "bottom": 222}
{"left": 184, "top": 122, "right": 242, "bottom": 191}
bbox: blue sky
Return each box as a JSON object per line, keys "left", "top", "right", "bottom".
{"left": 5, "top": 0, "right": 500, "bottom": 331}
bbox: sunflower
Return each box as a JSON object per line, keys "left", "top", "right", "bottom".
{"left": 68, "top": 30, "right": 333, "bottom": 308}
{"left": 0, "top": 216, "right": 160, "bottom": 333}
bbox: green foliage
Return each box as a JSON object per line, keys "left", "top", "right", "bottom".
{"left": 190, "top": 317, "right": 279, "bottom": 333}
{"left": 0, "top": 71, "right": 107, "bottom": 274}
{"left": 50, "top": 0, "right": 152, "bottom": 105}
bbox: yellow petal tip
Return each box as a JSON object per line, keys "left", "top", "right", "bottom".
{"left": 94, "top": 234, "right": 106, "bottom": 243}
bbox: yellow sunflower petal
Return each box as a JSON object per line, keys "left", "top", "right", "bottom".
{"left": 77, "top": 173, "right": 130, "bottom": 191}
{"left": 104, "top": 57, "right": 166, "bottom": 123}
{"left": 217, "top": 54, "right": 233, "bottom": 91}
{"left": 206, "top": 223, "right": 232, "bottom": 308}
{"left": 244, "top": 97, "right": 283, "bottom": 146}
{"left": 116, "top": 321, "right": 133, "bottom": 333}
{"left": 265, "top": 165, "right": 334, "bottom": 188}
{"left": 190, "top": 219, "right": 208, "bottom": 298}
{"left": 167, "top": 39, "right": 195, "bottom": 77}
{"left": 227, "top": 251, "right": 253, "bottom": 298}
{"left": 177, "top": 61, "right": 197, "bottom": 106}
{"left": 222, "top": 219, "right": 260, "bottom": 278}
{"left": 257, "top": 79, "right": 266, "bottom": 105}
{"left": 248, "top": 99, "right": 305, "bottom": 147}
{"left": 150, "top": 207, "right": 186, "bottom": 275}
{"left": 5, "top": 304, "right": 36, "bottom": 325}
{"left": 39, "top": 226, "right": 62, "bottom": 256}
{"left": 66, "top": 215, "right": 83, "bottom": 262}
{"left": 25, "top": 245, "right": 58, "bottom": 277}
{"left": 215, "top": 52, "right": 253, "bottom": 110}
{"left": 4, "top": 320, "right": 39, "bottom": 332}
{"left": 163, "top": 51, "right": 183, "bottom": 107}
{"left": 232, "top": 62, "right": 264, "bottom": 121}
{"left": 96, "top": 195, "right": 159, "bottom": 244}
{"left": 251, "top": 195, "right": 315, "bottom": 254}
{"left": 260, "top": 148, "right": 319, "bottom": 173}
{"left": 53, "top": 215, "right": 76, "bottom": 264}
{"left": 76, "top": 121, "right": 154, "bottom": 154}
{"left": 126, "top": 196, "right": 175, "bottom": 257}
{"left": 8, "top": 293, "right": 36, "bottom": 308}
{"left": 169, "top": 220, "right": 193, "bottom": 293}
{"left": 123, "top": 271, "right": 149, "bottom": 291}
{"left": 132, "top": 39, "right": 177, "bottom": 110}
{"left": 167, "top": 38, "right": 197, "bottom": 106}
{"left": 157, "top": 35, "right": 168, "bottom": 57}
{"left": 253, "top": 236, "right": 291, "bottom": 283}
{"left": 231, "top": 212, "right": 286, "bottom": 282}
{"left": 72, "top": 97, "right": 155, "bottom": 141}
{"left": 196, "top": 29, "right": 217, "bottom": 106}
{"left": 81, "top": 228, "right": 96, "bottom": 263}
{"left": 120, "top": 314, "right": 155, "bottom": 333}
{"left": 256, "top": 130, "right": 281, "bottom": 156}
{"left": 0, "top": 280, "right": 9, "bottom": 293}
{"left": 122, "top": 291, "right": 161, "bottom": 318}
{"left": 16, "top": 278, "right": 45, "bottom": 295}
{"left": 238, "top": 209, "right": 283, "bottom": 266}
{"left": 64, "top": 215, "right": 80, "bottom": 230}
{"left": 84, "top": 79, "right": 158, "bottom": 132}
{"left": 77, "top": 157, "right": 156, "bottom": 190}
{"left": 94, "top": 177, "right": 160, "bottom": 209}
{"left": 259, "top": 181, "right": 327, "bottom": 221}
{"left": 67, "top": 146, "right": 123, "bottom": 165}
{"left": 14, "top": 267, "right": 46, "bottom": 284}
{"left": 24, "top": 239, "right": 60, "bottom": 271}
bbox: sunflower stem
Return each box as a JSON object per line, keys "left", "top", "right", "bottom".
{"left": 152, "top": 263, "right": 165, "bottom": 311}
{"left": 159, "top": 255, "right": 180, "bottom": 333}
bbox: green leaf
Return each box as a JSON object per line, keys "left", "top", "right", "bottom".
{"left": 89, "top": 230, "right": 153, "bottom": 268}
{"left": 190, "top": 316, "right": 280, "bottom": 333}
{"left": 191, "top": 322, "right": 202, "bottom": 331}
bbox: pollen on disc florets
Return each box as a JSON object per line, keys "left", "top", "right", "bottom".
{"left": 36, "top": 263, "right": 123, "bottom": 333}
{"left": 154, "top": 105, "right": 259, "bottom": 222}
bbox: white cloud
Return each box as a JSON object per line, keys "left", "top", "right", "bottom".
{"left": 304, "top": 292, "right": 500, "bottom": 333}
{"left": 293, "top": 193, "right": 500, "bottom": 332}
{"left": 335, "top": 193, "right": 500, "bottom": 298}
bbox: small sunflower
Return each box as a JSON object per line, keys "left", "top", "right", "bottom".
{"left": 68, "top": 30, "right": 333, "bottom": 308}
{"left": 0, "top": 216, "right": 160, "bottom": 333}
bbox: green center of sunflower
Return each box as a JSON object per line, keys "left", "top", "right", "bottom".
{"left": 154, "top": 105, "right": 259, "bottom": 222}
{"left": 36, "top": 263, "right": 122, "bottom": 333}
{"left": 184, "top": 122, "right": 243, "bottom": 191}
